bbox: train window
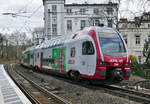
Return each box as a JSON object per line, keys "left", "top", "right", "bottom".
{"left": 37, "top": 53, "right": 39, "bottom": 58}
{"left": 50, "top": 59, "right": 54, "bottom": 64}
{"left": 31, "top": 54, "right": 33, "bottom": 58}
{"left": 71, "top": 47, "right": 75, "bottom": 57}
{"left": 82, "top": 41, "right": 94, "bottom": 55}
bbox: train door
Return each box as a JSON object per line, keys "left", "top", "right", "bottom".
{"left": 60, "top": 49, "right": 64, "bottom": 73}
{"left": 82, "top": 41, "right": 96, "bottom": 75}
{"left": 30, "top": 52, "right": 34, "bottom": 66}
{"left": 79, "top": 40, "right": 88, "bottom": 74}
{"left": 27, "top": 52, "right": 30, "bottom": 65}
{"left": 67, "top": 43, "right": 78, "bottom": 73}
{"left": 32, "top": 53, "right": 34, "bottom": 66}
{"left": 40, "top": 52, "right": 43, "bottom": 69}
{"left": 32, "top": 52, "right": 34, "bottom": 66}
{"left": 34, "top": 53, "right": 36, "bottom": 66}
{"left": 34, "top": 51, "right": 39, "bottom": 67}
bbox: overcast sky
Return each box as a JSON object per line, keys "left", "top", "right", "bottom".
{"left": 0, "top": 0, "right": 150, "bottom": 34}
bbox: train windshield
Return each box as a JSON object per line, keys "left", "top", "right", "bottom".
{"left": 98, "top": 32, "right": 126, "bottom": 56}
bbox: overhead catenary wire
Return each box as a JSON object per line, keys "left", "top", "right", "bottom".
{"left": 19, "top": 0, "right": 35, "bottom": 13}
{"left": 0, "top": 0, "right": 43, "bottom": 33}
{"left": 29, "top": 5, "right": 43, "bottom": 18}
{"left": 17, "top": 3, "right": 43, "bottom": 32}
{"left": 2, "top": 0, "right": 150, "bottom": 33}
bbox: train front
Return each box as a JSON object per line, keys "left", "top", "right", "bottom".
{"left": 94, "top": 27, "right": 130, "bottom": 83}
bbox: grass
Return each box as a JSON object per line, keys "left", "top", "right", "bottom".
{"left": 129, "top": 74, "right": 145, "bottom": 81}
{"left": 0, "top": 59, "right": 19, "bottom": 64}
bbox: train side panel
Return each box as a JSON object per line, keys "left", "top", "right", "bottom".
{"left": 39, "top": 46, "right": 67, "bottom": 74}
{"left": 66, "top": 36, "right": 97, "bottom": 77}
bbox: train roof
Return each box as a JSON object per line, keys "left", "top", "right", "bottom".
{"left": 39, "top": 36, "right": 65, "bottom": 49}
{"left": 84, "top": 26, "right": 118, "bottom": 34}
{"left": 22, "top": 26, "right": 118, "bottom": 53}
{"left": 22, "top": 46, "right": 36, "bottom": 53}
{"left": 40, "top": 26, "right": 118, "bottom": 48}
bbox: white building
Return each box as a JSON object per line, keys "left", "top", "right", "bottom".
{"left": 43, "top": 0, "right": 118, "bottom": 39}
{"left": 118, "top": 12, "right": 150, "bottom": 63}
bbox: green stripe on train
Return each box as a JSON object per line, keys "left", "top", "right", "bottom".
{"left": 52, "top": 47, "right": 66, "bottom": 71}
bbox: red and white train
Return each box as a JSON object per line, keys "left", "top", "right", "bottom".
{"left": 21, "top": 26, "right": 130, "bottom": 83}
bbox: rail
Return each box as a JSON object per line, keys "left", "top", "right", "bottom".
{"left": 6, "top": 65, "right": 41, "bottom": 104}
{"left": 9, "top": 64, "right": 150, "bottom": 104}
{"left": 6, "top": 65, "right": 71, "bottom": 104}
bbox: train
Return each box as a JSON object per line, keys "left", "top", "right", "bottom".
{"left": 21, "top": 26, "right": 130, "bottom": 84}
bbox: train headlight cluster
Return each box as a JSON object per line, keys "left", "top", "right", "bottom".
{"left": 99, "top": 62, "right": 109, "bottom": 65}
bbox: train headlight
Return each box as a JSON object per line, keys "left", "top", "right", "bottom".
{"left": 99, "top": 62, "right": 109, "bottom": 65}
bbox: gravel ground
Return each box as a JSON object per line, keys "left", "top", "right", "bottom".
{"left": 116, "top": 74, "right": 148, "bottom": 90}
{"left": 15, "top": 65, "right": 141, "bottom": 104}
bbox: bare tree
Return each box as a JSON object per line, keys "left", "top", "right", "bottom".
{"left": 0, "top": 33, "right": 5, "bottom": 59}
{"left": 143, "top": 40, "right": 150, "bottom": 64}
{"left": 8, "top": 31, "right": 30, "bottom": 59}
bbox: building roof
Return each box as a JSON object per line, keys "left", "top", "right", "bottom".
{"left": 119, "top": 11, "right": 150, "bottom": 24}
{"left": 43, "top": 0, "right": 66, "bottom": 5}
{"left": 42, "top": 0, "right": 118, "bottom": 6}
{"left": 64, "top": 3, "right": 118, "bottom": 7}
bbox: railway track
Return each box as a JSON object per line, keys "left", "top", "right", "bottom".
{"left": 24, "top": 68, "right": 150, "bottom": 104}
{"left": 6, "top": 64, "right": 71, "bottom": 104}
{"left": 53, "top": 77, "right": 150, "bottom": 104}
{"left": 98, "top": 85, "right": 150, "bottom": 104}
{"left": 10, "top": 64, "right": 150, "bottom": 104}
{"left": 65, "top": 77, "right": 150, "bottom": 104}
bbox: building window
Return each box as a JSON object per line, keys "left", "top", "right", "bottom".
{"left": 108, "top": 19, "right": 112, "bottom": 27}
{"left": 80, "top": 8, "right": 86, "bottom": 15}
{"left": 123, "top": 35, "right": 128, "bottom": 44}
{"left": 122, "top": 23, "right": 127, "bottom": 28}
{"left": 107, "top": 7, "right": 113, "bottom": 15}
{"left": 52, "top": 24, "right": 57, "bottom": 35}
{"left": 95, "top": 20, "right": 100, "bottom": 26}
{"left": 48, "top": 9, "right": 50, "bottom": 13}
{"left": 71, "top": 47, "right": 75, "bottom": 57}
{"left": 81, "top": 20, "right": 86, "bottom": 30}
{"left": 93, "top": 8, "right": 99, "bottom": 15}
{"left": 148, "top": 24, "right": 150, "bottom": 28}
{"left": 52, "top": 5, "right": 57, "bottom": 15}
{"left": 52, "top": 18, "right": 56, "bottom": 22}
{"left": 66, "top": 9, "right": 72, "bottom": 14}
{"left": 135, "top": 35, "right": 140, "bottom": 45}
{"left": 138, "top": 56, "right": 141, "bottom": 64}
{"left": 67, "top": 20, "right": 72, "bottom": 31}
{"left": 82, "top": 41, "right": 94, "bottom": 55}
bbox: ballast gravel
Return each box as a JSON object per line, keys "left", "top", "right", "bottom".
{"left": 15, "top": 65, "right": 140, "bottom": 104}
